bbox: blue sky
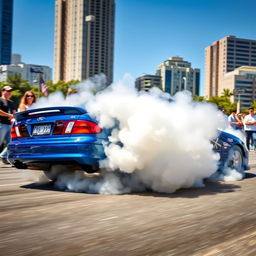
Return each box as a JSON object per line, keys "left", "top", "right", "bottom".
{"left": 13, "top": 0, "right": 256, "bottom": 95}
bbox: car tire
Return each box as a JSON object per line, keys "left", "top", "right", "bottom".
{"left": 225, "top": 145, "right": 244, "bottom": 174}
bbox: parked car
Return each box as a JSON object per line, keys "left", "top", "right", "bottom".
{"left": 7, "top": 106, "right": 249, "bottom": 180}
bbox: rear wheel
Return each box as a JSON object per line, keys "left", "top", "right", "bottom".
{"left": 225, "top": 145, "right": 244, "bottom": 175}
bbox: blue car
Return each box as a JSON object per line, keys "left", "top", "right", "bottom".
{"left": 8, "top": 106, "right": 249, "bottom": 180}
{"left": 8, "top": 106, "right": 109, "bottom": 179}
{"left": 211, "top": 130, "right": 249, "bottom": 175}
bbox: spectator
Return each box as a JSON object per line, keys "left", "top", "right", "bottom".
{"left": 228, "top": 110, "right": 240, "bottom": 130}
{"left": 0, "top": 86, "right": 17, "bottom": 164}
{"left": 18, "top": 90, "right": 37, "bottom": 112}
{"left": 235, "top": 113, "right": 244, "bottom": 130}
{"left": 243, "top": 107, "right": 256, "bottom": 150}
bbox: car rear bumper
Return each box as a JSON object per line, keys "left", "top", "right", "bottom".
{"left": 7, "top": 138, "right": 106, "bottom": 170}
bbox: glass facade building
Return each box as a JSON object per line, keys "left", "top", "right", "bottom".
{"left": 0, "top": 0, "right": 13, "bottom": 65}
{"left": 156, "top": 57, "right": 200, "bottom": 96}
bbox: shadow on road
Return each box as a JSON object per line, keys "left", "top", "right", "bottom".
{"left": 19, "top": 170, "right": 256, "bottom": 198}
{"left": 244, "top": 172, "right": 256, "bottom": 179}
{"left": 140, "top": 171, "right": 256, "bottom": 198}
{"left": 20, "top": 179, "right": 243, "bottom": 199}
{"left": 21, "top": 182, "right": 60, "bottom": 192}
{"left": 137, "top": 182, "right": 242, "bottom": 199}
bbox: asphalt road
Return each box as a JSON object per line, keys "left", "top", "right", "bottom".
{"left": 0, "top": 154, "right": 256, "bottom": 256}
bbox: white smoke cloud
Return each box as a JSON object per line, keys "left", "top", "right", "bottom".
{"left": 31, "top": 74, "right": 238, "bottom": 194}
{"left": 85, "top": 81, "right": 228, "bottom": 193}
{"left": 53, "top": 169, "right": 145, "bottom": 194}
{"left": 21, "top": 169, "right": 49, "bottom": 183}
{"left": 209, "top": 167, "right": 243, "bottom": 182}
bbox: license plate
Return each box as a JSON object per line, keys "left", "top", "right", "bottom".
{"left": 32, "top": 124, "right": 51, "bottom": 135}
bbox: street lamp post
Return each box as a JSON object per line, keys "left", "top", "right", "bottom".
{"left": 234, "top": 88, "right": 246, "bottom": 113}
{"left": 182, "top": 77, "right": 187, "bottom": 90}
{"left": 237, "top": 93, "right": 241, "bottom": 113}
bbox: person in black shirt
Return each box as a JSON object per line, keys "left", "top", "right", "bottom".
{"left": 0, "top": 86, "right": 17, "bottom": 164}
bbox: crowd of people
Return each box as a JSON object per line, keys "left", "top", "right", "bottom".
{"left": 0, "top": 86, "right": 37, "bottom": 164}
{"left": 228, "top": 108, "right": 256, "bottom": 150}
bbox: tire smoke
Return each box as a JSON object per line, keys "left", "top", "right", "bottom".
{"left": 34, "top": 74, "right": 232, "bottom": 194}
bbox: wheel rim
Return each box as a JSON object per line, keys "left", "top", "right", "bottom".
{"left": 229, "top": 150, "right": 242, "bottom": 171}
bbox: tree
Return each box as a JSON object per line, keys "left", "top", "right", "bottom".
{"left": 250, "top": 100, "right": 256, "bottom": 110}
{"left": 192, "top": 95, "right": 205, "bottom": 102}
{"left": 221, "top": 88, "right": 233, "bottom": 98}
{"left": 207, "top": 95, "right": 236, "bottom": 114}
{"left": 0, "top": 73, "right": 82, "bottom": 104}
{"left": 206, "top": 89, "right": 238, "bottom": 114}
{"left": 46, "top": 80, "right": 80, "bottom": 96}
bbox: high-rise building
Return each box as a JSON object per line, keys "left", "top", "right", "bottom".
{"left": 0, "top": 0, "right": 13, "bottom": 65}
{"left": 135, "top": 74, "right": 161, "bottom": 92}
{"left": 156, "top": 57, "right": 200, "bottom": 96}
{"left": 205, "top": 35, "right": 256, "bottom": 98}
{"left": 54, "top": 0, "right": 115, "bottom": 84}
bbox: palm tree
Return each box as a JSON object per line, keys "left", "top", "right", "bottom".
{"left": 250, "top": 100, "right": 256, "bottom": 109}
{"left": 221, "top": 88, "right": 233, "bottom": 98}
{"left": 192, "top": 95, "right": 205, "bottom": 102}
{"left": 208, "top": 95, "right": 236, "bottom": 115}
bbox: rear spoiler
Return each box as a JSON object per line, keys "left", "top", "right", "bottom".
{"left": 15, "top": 106, "right": 87, "bottom": 121}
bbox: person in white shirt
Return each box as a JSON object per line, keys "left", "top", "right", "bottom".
{"left": 243, "top": 107, "right": 256, "bottom": 150}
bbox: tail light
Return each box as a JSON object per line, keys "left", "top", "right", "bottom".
{"left": 11, "top": 124, "right": 29, "bottom": 138}
{"left": 53, "top": 120, "right": 102, "bottom": 135}
{"left": 72, "top": 120, "right": 102, "bottom": 134}
{"left": 11, "top": 126, "right": 18, "bottom": 139}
